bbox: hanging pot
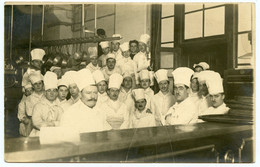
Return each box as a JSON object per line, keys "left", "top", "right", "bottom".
{"left": 53, "top": 55, "right": 62, "bottom": 66}
{"left": 61, "top": 57, "right": 68, "bottom": 68}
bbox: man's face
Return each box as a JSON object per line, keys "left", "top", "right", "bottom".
{"left": 111, "top": 42, "right": 120, "bottom": 52}
{"left": 190, "top": 78, "right": 199, "bottom": 92}
{"left": 58, "top": 86, "right": 68, "bottom": 101}
{"left": 102, "top": 47, "right": 110, "bottom": 55}
{"left": 32, "top": 81, "right": 44, "bottom": 93}
{"left": 106, "top": 58, "right": 116, "bottom": 70}
{"left": 53, "top": 69, "right": 62, "bottom": 79}
{"left": 210, "top": 93, "right": 225, "bottom": 108}
{"left": 24, "top": 87, "right": 33, "bottom": 96}
{"left": 130, "top": 43, "right": 138, "bottom": 53}
{"left": 90, "top": 56, "right": 98, "bottom": 66}
{"left": 159, "top": 80, "right": 169, "bottom": 93}
{"left": 81, "top": 85, "right": 98, "bottom": 108}
{"left": 139, "top": 42, "right": 147, "bottom": 53}
{"left": 31, "top": 60, "right": 43, "bottom": 70}
{"left": 69, "top": 83, "right": 79, "bottom": 98}
{"left": 140, "top": 79, "right": 150, "bottom": 89}
{"left": 123, "top": 77, "right": 132, "bottom": 89}
{"left": 198, "top": 82, "right": 209, "bottom": 97}
{"left": 174, "top": 84, "right": 189, "bottom": 103}
{"left": 194, "top": 66, "right": 203, "bottom": 72}
{"left": 97, "top": 81, "right": 107, "bottom": 94}
{"left": 107, "top": 88, "right": 120, "bottom": 101}
{"left": 122, "top": 51, "right": 130, "bottom": 58}
{"left": 135, "top": 99, "right": 147, "bottom": 111}
{"left": 45, "top": 88, "right": 58, "bottom": 102}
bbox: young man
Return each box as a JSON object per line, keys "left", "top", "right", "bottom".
{"left": 30, "top": 72, "right": 63, "bottom": 136}
{"left": 99, "top": 73, "right": 130, "bottom": 130}
{"left": 151, "top": 69, "right": 176, "bottom": 126}
{"left": 133, "top": 34, "right": 151, "bottom": 72}
{"left": 139, "top": 69, "right": 154, "bottom": 107}
{"left": 200, "top": 72, "right": 229, "bottom": 116}
{"left": 117, "top": 42, "right": 138, "bottom": 88}
{"left": 57, "top": 77, "right": 69, "bottom": 111}
{"left": 189, "top": 72, "right": 200, "bottom": 103}
{"left": 165, "top": 67, "right": 199, "bottom": 125}
{"left": 193, "top": 62, "right": 210, "bottom": 73}
{"left": 93, "top": 70, "right": 109, "bottom": 107}
{"left": 60, "top": 69, "right": 111, "bottom": 133}
{"left": 129, "top": 40, "right": 139, "bottom": 59}
{"left": 129, "top": 89, "right": 156, "bottom": 128}
{"left": 98, "top": 41, "right": 110, "bottom": 68}
{"left": 101, "top": 53, "right": 122, "bottom": 81}
{"left": 111, "top": 34, "right": 123, "bottom": 61}
{"left": 86, "top": 47, "right": 100, "bottom": 73}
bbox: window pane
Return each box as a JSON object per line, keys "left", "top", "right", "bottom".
{"left": 185, "top": 3, "right": 203, "bottom": 12}
{"left": 160, "top": 52, "right": 174, "bottom": 68}
{"left": 185, "top": 12, "right": 203, "bottom": 39}
{"left": 204, "top": 3, "right": 224, "bottom": 8}
{"left": 97, "top": 4, "right": 115, "bottom": 17}
{"left": 205, "top": 7, "right": 225, "bottom": 37}
{"left": 162, "top": 4, "right": 174, "bottom": 17}
{"left": 161, "top": 17, "right": 174, "bottom": 43}
{"left": 85, "top": 5, "right": 95, "bottom": 21}
{"left": 161, "top": 43, "right": 174, "bottom": 48}
{"left": 237, "top": 33, "right": 253, "bottom": 67}
{"left": 238, "top": 3, "right": 252, "bottom": 32}
{"left": 97, "top": 15, "right": 115, "bottom": 37}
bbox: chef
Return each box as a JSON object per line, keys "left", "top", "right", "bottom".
{"left": 165, "top": 67, "right": 199, "bottom": 125}
{"left": 200, "top": 72, "right": 229, "bottom": 116}
{"left": 101, "top": 53, "right": 122, "bottom": 81}
{"left": 189, "top": 72, "right": 200, "bottom": 103}
{"left": 98, "top": 41, "right": 110, "bottom": 67}
{"left": 133, "top": 34, "right": 151, "bottom": 72}
{"left": 93, "top": 70, "right": 109, "bottom": 107}
{"left": 129, "top": 40, "right": 139, "bottom": 59}
{"left": 193, "top": 62, "right": 210, "bottom": 73}
{"left": 50, "top": 66, "right": 62, "bottom": 79}
{"left": 117, "top": 42, "right": 138, "bottom": 87}
{"left": 111, "top": 34, "right": 123, "bottom": 61}
{"left": 129, "top": 89, "right": 156, "bottom": 128}
{"left": 30, "top": 72, "right": 63, "bottom": 137}
{"left": 86, "top": 47, "right": 101, "bottom": 73}
{"left": 57, "top": 77, "right": 69, "bottom": 110}
{"left": 151, "top": 69, "right": 176, "bottom": 126}
{"left": 60, "top": 69, "right": 111, "bottom": 133}
{"left": 17, "top": 80, "right": 33, "bottom": 137}
{"left": 139, "top": 69, "right": 154, "bottom": 109}
{"left": 99, "top": 73, "right": 130, "bottom": 130}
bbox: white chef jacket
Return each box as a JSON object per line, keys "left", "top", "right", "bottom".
{"left": 189, "top": 91, "right": 200, "bottom": 104}
{"left": 198, "top": 95, "right": 212, "bottom": 115}
{"left": 57, "top": 99, "right": 68, "bottom": 111}
{"left": 60, "top": 100, "right": 110, "bottom": 133}
{"left": 25, "top": 92, "right": 44, "bottom": 116}
{"left": 151, "top": 91, "right": 176, "bottom": 126}
{"left": 99, "top": 99, "right": 130, "bottom": 130}
{"left": 17, "top": 95, "right": 27, "bottom": 121}
{"left": 30, "top": 97, "right": 64, "bottom": 137}
{"left": 98, "top": 54, "right": 108, "bottom": 68}
{"left": 86, "top": 63, "right": 101, "bottom": 73}
{"left": 129, "top": 107, "right": 156, "bottom": 129}
{"left": 112, "top": 50, "right": 123, "bottom": 62}
{"left": 62, "top": 95, "right": 81, "bottom": 112}
{"left": 96, "top": 92, "right": 109, "bottom": 108}
{"left": 165, "top": 97, "right": 199, "bottom": 125}
{"left": 102, "top": 66, "right": 122, "bottom": 81}
{"left": 118, "top": 88, "right": 135, "bottom": 114}
{"left": 200, "top": 103, "right": 230, "bottom": 116}
{"left": 143, "top": 87, "right": 154, "bottom": 109}
{"left": 133, "top": 51, "right": 150, "bottom": 72}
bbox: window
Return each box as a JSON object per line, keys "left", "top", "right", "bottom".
{"left": 184, "top": 3, "right": 225, "bottom": 40}
{"left": 237, "top": 3, "right": 253, "bottom": 68}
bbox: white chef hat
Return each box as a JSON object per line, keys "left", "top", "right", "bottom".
{"left": 206, "top": 73, "right": 224, "bottom": 95}
{"left": 154, "top": 69, "right": 168, "bottom": 83}
{"left": 22, "top": 77, "right": 32, "bottom": 89}
{"left": 88, "top": 47, "right": 98, "bottom": 58}
{"left": 106, "top": 53, "right": 116, "bottom": 60}
{"left": 31, "top": 48, "right": 45, "bottom": 61}
{"left": 50, "top": 66, "right": 61, "bottom": 72}
{"left": 172, "top": 67, "right": 194, "bottom": 87}
{"left": 29, "top": 71, "right": 43, "bottom": 84}
{"left": 191, "top": 72, "right": 200, "bottom": 80}
{"left": 122, "top": 71, "right": 132, "bottom": 79}
{"left": 193, "top": 62, "right": 210, "bottom": 70}
{"left": 197, "top": 70, "right": 219, "bottom": 84}
{"left": 24, "top": 83, "right": 33, "bottom": 89}
{"left": 99, "top": 41, "right": 110, "bottom": 49}
{"left": 132, "top": 88, "right": 146, "bottom": 101}
{"left": 93, "top": 70, "right": 106, "bottom": 84}
{"left": 139, "top": 70, "right": 150, "bottom": 80}
{"left": 112, "top": 34, "right": 122, "bottom": 43}
{"left": 108, "top": 73, "right": 123, "bottom": 89}
{"left": 44, "top": 71, "right": 58, "bottom": 90}
{"left": 63, "top": 71, "right": 77, "bottom": 86}
{"left": 120, "top": 42, "right": 129, "bottom": 52}
{"left": 139, "top": 34, "right": 150, "bottom": 45}
{"left": 58, "top": 77, "right": 68, "bottom": 88}
{"left": 76, "top": 69, "right": 95, "bottom": 91}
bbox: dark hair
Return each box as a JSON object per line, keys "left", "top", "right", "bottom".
{"left": 97, "top": 29, "right": 106, "bottom": 36}
{"left": 129, "top": 40, "right": 139, "bottom": 47}
{"left": 58, "top": 85, "right": 67, "bottom": 90}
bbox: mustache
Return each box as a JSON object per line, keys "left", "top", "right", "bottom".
{"left": 88, "top": 98, "right": 97, "bottom": 102}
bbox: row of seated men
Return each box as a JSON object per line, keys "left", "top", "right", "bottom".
{"left": 17, "top": 37, "right": 229, "bottom": 137}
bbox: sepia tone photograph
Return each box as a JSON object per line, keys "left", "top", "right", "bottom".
{"left": 3, "top": 1, "right": 255, "bottom": 164}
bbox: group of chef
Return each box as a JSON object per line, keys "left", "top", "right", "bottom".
{"left": 17, "top": 33, "right": 230, "bottom": 137}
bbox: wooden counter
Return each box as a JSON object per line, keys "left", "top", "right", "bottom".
{"left": 5, "top": 122, "right": 253, "bottom": 163}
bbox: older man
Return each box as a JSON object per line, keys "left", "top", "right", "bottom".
{"left": 30, "top": 72, "right": 63, "bottom": 136}
{"left": 60, "top": 69, "right": 111, "bottom": 133}
{"left": 99, "top": 73, "right": 130, "bottom": 130}
{"left": 101, "top": 53, "right": 122, "bottom": 81}
{"left": 165, "top": 67, "right": 199, "bottom": 125}
{"left": 98, "top": 41, "right": 110, "bottom": 68}
{"left": 86, "top": 47, "right": 101, "bottom": 73}
{"left": 151, "top": 69, "right": 176, "bottom": 126}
